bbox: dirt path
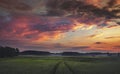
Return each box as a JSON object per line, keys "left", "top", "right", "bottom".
{"left": 51, "top": 61, "right": 62, "bottom": 74}
{"left": 64, "top": 62, "right": 75, "bottom": 74}
{"left": 51, "top": 61, "right": 75, "bottom": 74}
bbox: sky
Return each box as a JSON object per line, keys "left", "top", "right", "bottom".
{"left": 0, "top": 0, "right": 120, "bottom": 52}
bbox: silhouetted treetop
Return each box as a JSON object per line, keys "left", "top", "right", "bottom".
{"left": 0, "top": 46, "right": 19, "bottom": 58}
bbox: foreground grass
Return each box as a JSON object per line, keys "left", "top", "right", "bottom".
{"left": 0, "top": 57, "right": 60, "bottom": 74}
{"left": 0, "top": 56, "right": 120, "bottom": 74}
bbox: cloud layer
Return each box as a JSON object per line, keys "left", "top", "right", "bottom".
{"left": 0, "top": 0, "right": 120, "bottom": 52}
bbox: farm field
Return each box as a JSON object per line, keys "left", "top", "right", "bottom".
{"left": 0, "top": 56, "right": 120, "bottom": 74}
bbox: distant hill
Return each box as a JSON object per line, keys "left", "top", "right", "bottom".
{"left": 62, "top": 52, "right": 81, "bottom": 56}
{"left": 20, "top": 50, "right": 51, "bottom": 55}
{"left": 61, "top": 52, "right": 120, "bottom": 56}
{"left": 20, "top": 50, "right": 120, "bottom": 57}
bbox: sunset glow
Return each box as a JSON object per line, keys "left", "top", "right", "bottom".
{"left": 0, "top": 0, "right": 120, "bottom": 52}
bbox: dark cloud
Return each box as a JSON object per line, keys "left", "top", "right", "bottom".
{"left": 71, "top": 46, "right": 89, "bottom": 50}
{"left": 117, "top": 22, "right": 120, "bottom": 25}
{"left": 46, "top": 0, "right": 118, "bottom": 18}
{"left": 87, "top": 34, "right": 98, "bottom": 38}
{"left": 53, "top": 43, "right": 66, "bottom": 48}
{"left": 0, "top": 0, "right": 33, "bottom": 11}
{"left": 21, "top": 45, "right": 47, "bottom": 50}
{"left": 107, "top": 0, "right": 116, "bottom": 7}
{"left": 31, "top": 19, "right": 74, "bottom": 32}
{"left": 0, "top": 0, "right": 119, "bottom": 18}
{"left": 0, "top": 39, "right": 29, "bottom": 46}
{"left": 114, "top": 45, "right": 120, "bottom": 48}
{"left": 94, "top": 42, "right": 105, "bottom": 44}
{"left": 0, "top": 0, "right": 119, "bottom": 26}
{"left": 45, "top": 0, "right": 120, "bottom": 29}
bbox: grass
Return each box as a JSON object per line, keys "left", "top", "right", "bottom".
{"left": 0, "top": 56, "right": 120, "bottom": 74}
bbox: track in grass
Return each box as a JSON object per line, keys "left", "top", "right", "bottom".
{"left": 64, "top": 62, "right": 75, "bottom": 74}
{"left": 51, "top": 61, "right": 62, "bottom": 74}
{"left": 51, "top": 61, "right": 76, "bottom": 74}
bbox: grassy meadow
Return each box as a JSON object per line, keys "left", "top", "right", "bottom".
{"left": 0, "top": 56, "right": 120, "bottom": 74}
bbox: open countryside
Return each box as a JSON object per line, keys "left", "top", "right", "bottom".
{"left": 0, "top": 0, "right": 120, "bottom": 74}
{"left": 0, "top": 56, "right": 120, "bottom": 74}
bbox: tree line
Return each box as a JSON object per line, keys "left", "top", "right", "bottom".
{"left": 0, "top": 46, "right": 19, "bottom": 58}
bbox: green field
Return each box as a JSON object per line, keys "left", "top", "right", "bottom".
{"left": 0, "top": 56, "right": 120, "bottom": 74}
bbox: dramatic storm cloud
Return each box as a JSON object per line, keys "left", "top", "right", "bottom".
{"left": 0, "top": 0, "right": 120, "bottom": 52}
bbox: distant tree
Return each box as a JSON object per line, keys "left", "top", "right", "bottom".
{"left": 117, "top": 53, "right": 120, "bottom": 57}
{"left": 15, "top": 48, "right": 19, "bottom": 56}
{"left": 107, "top": 52, "right": 112, "bottom": 56}
{"left": 0, "top": 46, "right": 19, "bottom": 58}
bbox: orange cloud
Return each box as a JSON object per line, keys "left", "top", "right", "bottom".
{"left": 116, "top": 0, "right": 120, "bottom": 4}
{"left": 105, "top": 36, "right": 120, "bottom": 39}
{"left": 87, "top": 33, "right": 103, "bottom": 38}
{"left": 0, "top": 16, "right": 80, "bottom": 42}
{"left": 87, "top": 45, "right": 119, "bottom": 52}
{"left": 86, "top": 0, "right": 102, "bottom": 7}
